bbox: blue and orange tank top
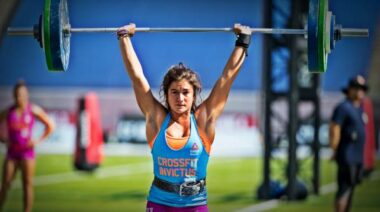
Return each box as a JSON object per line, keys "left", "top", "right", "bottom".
{"left": 147, "top": 113, "right": 211, "bottom": 207}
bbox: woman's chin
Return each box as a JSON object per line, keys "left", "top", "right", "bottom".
{"left": 172, "top": 108, "right": 190, "bottom": 114}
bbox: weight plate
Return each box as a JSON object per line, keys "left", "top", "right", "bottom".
{"left": 43, "top": 0, "right": 70, "bottom": 71}
{"left": 43, "top": 0, "right": 53, "bottom": 70}
{"left": 317, "top": 0, "right": 328, "bottom": 72}
{"left": 325, "top": 11, "right": 332, "bottom": 53}
{"left": 330, "top": 14, "right": 336, "bottom": 50}
{"left": 60, "top": 0, "right": 70, "bottom": 71}
{"left": 307, "top": 0, "right": 319, "bottom": 72}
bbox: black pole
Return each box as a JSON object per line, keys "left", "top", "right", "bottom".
{"left": 287, "top": 0, "right": 301, "bottom": 200}
{"left": 262, "top": 0, "right": 273, "bottom": 199}
{"left": 312, "top": 75, "right": 321, "bottom": 194}
{"left": 287, "top": 47, "right": 298, "bottom": 200}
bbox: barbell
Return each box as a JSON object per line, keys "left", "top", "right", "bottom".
{"left": 7, "top": 0, "right": 369, "bottom": 72}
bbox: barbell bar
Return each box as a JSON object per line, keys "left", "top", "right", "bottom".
{"left": 8, "top": 27, "right": 369, "bottom": 37}
{"left": 8, "top": 27, "right": 369, "bottom": 36}
{"left": 6, "top": 27, "right": 308, "bottom": 34}
{"left": 6, "top": 0, "right": 369, "bottom": 72}
{"left": 7, "top": 27, "right": 307, "bottom": 34}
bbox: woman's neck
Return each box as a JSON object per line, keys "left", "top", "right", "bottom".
{"left": 170, "top": 111, "right": 191, "bottom": 123}
{"left": 16, "top": 103, "right": 28, "bottom": 111}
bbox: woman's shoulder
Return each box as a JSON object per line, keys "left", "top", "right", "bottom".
{"left": 30, "top": 103, "right": 45, "bottom": 114}
{"left": 153, "top": 106, "right": 168, "bottom": 124}
{"left": 194, "top": 104, "right": 207, "bottom": 119}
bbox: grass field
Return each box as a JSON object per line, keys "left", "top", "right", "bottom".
{"left": 1, "top": 154, "right": 379, "bottom": 211}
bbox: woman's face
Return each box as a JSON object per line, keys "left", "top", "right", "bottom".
{"left": 167, "top": 79, "right": 194, "bottom": 115}
{"left": 15, "top": 86, "right": 29, "bottom": 108}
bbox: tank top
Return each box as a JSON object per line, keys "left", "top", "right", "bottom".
{"left": 147, "top": 113, "right": 210, "bottom": 207}
{"left": 7, "top": 104, "right": 35, "bottom": 154}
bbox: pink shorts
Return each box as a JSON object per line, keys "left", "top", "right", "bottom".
{"left": 7, "top": 147, "right": 35, "bottom": 161}
{"left": 146, "top": 201, "right": 208, "bottom": 212}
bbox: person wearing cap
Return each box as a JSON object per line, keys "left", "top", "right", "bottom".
{"left": 329, "top": 75, "right": 368, "bottom": 212}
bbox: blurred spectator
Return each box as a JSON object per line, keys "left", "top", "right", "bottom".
{"left": 0, "top": 80, "right": 55, "bottom": 212}
{"left": 329, "top": 75, "right": 368, "bottom": 212}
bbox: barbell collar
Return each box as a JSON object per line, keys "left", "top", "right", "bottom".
{"left": 7, "top": 27, "right": 34, "bottom": 36}
{"left": 340, "top": 28, "right": 369, "bottom": 37}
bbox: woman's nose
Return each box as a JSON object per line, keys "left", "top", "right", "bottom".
{"left": 178, "top": 93, "right": 184, "bottom": 101}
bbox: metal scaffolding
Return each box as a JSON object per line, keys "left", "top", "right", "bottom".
{"left": 259, "top": 0, "right": 321, "bottom": 200}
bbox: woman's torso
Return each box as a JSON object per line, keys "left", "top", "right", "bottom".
{"left": 6, "top": 104, "right": 35, "bottom": 159}
{"left": 148, "top": 113, "right": 210, "bottom": 207}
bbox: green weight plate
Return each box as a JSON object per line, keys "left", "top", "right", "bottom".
{"left": 317, "top": 0, "right": 328, "bottom": 72}
{"left": 307, "top": 0, "right": 319, "bottom": 72}
{"left": 43, "top": 0, "right": 53, "bottom": 70}
{"left": 325, "top": 11, "right": 332, "bottom": 53}
{"left": 43, "top": 0, "right": 70, "bottom": 71}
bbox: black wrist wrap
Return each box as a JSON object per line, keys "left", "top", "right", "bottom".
{"left": 235, "top": 33, "right": 251, "bottom": 49}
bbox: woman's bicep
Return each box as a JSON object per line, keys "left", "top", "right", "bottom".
{"left": 132, "top": 80, "right": 164, "bottom": 117}
{"left": 202, "top": 77, "right": 232, "bottom": 120}
{"left": 202, "top": 46, "right": 246, "bottom": 119}
{"left": 120, "top": 35, "right": 154, "bottom": 113}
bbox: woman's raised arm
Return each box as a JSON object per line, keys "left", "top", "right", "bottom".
{"left": 196, "top": 24, "right": 252, "bottom": 141}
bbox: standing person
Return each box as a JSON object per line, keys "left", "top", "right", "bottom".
{"left": 0, "top": 80, "right": 55, "bottom": 212}
{"left": 329, "top": 75, "right": 368, "bottom": 212}
{"left": 118, "top": 23, "right": 252, "bottom": 211}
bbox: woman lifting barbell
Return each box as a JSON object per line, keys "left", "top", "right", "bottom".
{"left": 117, "top": 23, "right": 252, "bottom": 211}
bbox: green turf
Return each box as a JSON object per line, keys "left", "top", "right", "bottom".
{"left": 0, "top": 154, "right": 379, "bottom": 211}
{"left": 269, "top": 162, "right": 380, "bottom": 212}
{"left": 269, "top": 176, "right": 380, "bottom": 212}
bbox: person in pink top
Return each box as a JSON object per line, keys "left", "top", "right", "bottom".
{"left": 0, "top": 80, "right": 55, "bottom": 212}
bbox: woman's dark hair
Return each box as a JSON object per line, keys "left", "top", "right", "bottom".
{"left": 13, "top": 79, "right": 27, "bottom": 99}
{"left": 160, "top": 63, "right": 202, "bottom": 112}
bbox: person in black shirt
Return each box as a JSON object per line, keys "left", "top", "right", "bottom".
{"left": 329, "top": 75, "right": 368, "bottom": 212}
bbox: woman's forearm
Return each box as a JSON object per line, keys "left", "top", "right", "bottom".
{"left": 221, "top": 46, "right": 246, "bottom": 80}
{"left": 119, "top": 37, "right": 145, "bottom": 81}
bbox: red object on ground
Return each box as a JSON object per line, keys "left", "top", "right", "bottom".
{"left": 74, "top": 92, "right": 104, "bottom": 171}
{"left": 362, "top": 97, "right": 376, "bottom": 171}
